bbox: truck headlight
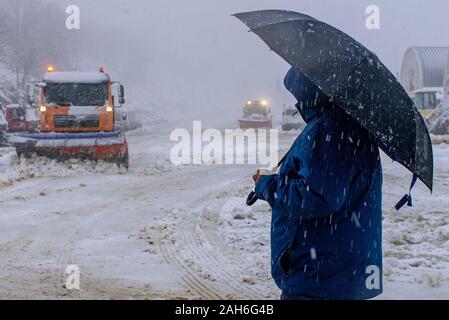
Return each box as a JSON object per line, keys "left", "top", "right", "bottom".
{"left": 106, "top": 106, "right": 113, "bottom": 112}
{"left": 40, "top": 105, "right": 46, "bottom": 112}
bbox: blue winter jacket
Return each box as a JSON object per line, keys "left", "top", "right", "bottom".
{"left": 255, "top": 67, "right": 383, "bottom": 300}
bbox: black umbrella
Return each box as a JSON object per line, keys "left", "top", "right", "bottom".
{"left": 234, "top": 10, "right": 434, "bottom": 197}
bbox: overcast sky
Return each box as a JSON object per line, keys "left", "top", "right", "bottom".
{"left": 55, "top": 0, "right": 449, "bottom": 117}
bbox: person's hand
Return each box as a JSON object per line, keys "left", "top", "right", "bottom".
{"left": 253, "top": 169, "right": 261, "bottom": 183}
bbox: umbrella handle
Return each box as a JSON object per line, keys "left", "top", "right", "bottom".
{"left": 246, "top": 191, "right": 258, "bottom": 206}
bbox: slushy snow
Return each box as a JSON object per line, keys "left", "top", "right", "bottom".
{"left": 0, "top": 120, "right": 448, "bottom": 299}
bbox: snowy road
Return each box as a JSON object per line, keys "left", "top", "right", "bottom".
{"left": 0, "top": 118, "right": 449, "bottom": 299}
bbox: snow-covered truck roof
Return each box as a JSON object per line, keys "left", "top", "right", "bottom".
{"left": 43, "top": 71, "right": 109, "bottom": 84}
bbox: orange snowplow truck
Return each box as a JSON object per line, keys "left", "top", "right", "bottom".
{"left": 11, "top": 67, "right": 129, "bottom": 168}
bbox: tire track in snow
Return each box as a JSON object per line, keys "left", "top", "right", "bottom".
{"left": 159, "top": 241, "right": 222, "bottom": 299}
{"left": 157, "top": 175, "right": 265, "bottom": 299}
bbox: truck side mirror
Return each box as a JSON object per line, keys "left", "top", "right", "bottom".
{"left": 119, "top": 85, "right": 125, "bottom": 105}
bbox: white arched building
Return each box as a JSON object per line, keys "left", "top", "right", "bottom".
{"left": 400, "top": 47, "right": 449, "bottom": 93}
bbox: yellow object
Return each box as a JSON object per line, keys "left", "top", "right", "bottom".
{"left": 419, "top": 109, "right": 432, "bottom": 117}
{"left": 47, "top": 65, "right": 54, "bottom": 72}
{"left": 106, "top": 106, "right": 113, "bottom": 112}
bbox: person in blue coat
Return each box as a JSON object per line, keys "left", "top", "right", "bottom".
{"left": 253, "top": 67, "right": 383, "bottom": 300}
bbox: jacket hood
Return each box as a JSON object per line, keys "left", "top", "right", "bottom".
{"left": 284, "top": 67, "right": 332, "bottom": 123}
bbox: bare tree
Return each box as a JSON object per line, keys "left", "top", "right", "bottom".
{"left": 0, "top": 7, "right": 10, "bottom": 61}
{"left": 1, "top": 0, "right": 72, "bottom": 89}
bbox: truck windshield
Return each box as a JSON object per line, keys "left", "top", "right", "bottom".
{"left": 10, "top": 108, "right": 25, "bottom": 120}
{"left": 44, "top": 83, "right": 108, "bottom": 106}
{"left": 244, "top": 103, "right": 269, "bottom": 115}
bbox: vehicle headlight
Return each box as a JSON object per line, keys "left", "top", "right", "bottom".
{"left": 106, "top": 106, "right": 113, "bottom": 112}
{"left": 39, "top": 105, "right": 46, "bottom": 112}
{"left": 247, "top": 100, "right": 252, "bottom": 105}
{"left": 261, "top": 100, "right": 267, "bottom": 106}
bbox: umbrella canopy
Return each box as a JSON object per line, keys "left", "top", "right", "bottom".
{"left": 234, "top": 10, "right": 433, "bottom": 191}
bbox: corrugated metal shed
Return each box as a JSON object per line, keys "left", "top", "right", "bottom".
{"left": 400, "top": 47, "right": 449, "bottom": 93}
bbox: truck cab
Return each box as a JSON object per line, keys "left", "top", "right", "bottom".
{"left": 5, "top": 104, "right": 38, "bottom": 133}
{"left": 410, "top": 87, "right": 443, "bottom": 117}
{"left": 34, "top": 68, "right": 125, "bottom": 133}
{"left": 12, "top": 67, "right": 129, "bottom": 167}
{"left": 238, "top": 99, "right": 273, "bottom": 129}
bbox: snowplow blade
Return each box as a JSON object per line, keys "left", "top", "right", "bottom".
{"left": 10, "top": 132, "right": 129, "bottom": 168}
{"left": 239, "top": 119, "right": 273, "bottom": 129}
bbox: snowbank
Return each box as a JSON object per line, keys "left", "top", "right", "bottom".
{"left": 215, "top": 196, "right": 277, "bottom": 296}
{"left": 0, "top": 148, "right": 126, "bottom": 186}
{"left": 431, "top": 134, "right": 449, "bottom": 145}
{"left": 382, "top": 207, "right": 449, "bottom": 288}
{"left": 211, "top": 181, "right": 449, "bottom": 298}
